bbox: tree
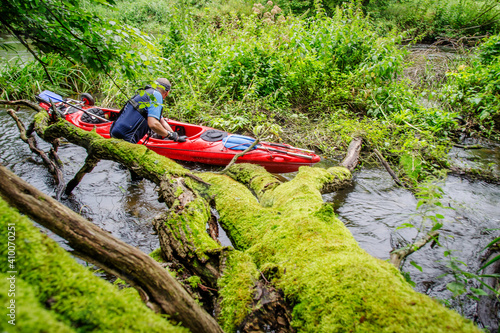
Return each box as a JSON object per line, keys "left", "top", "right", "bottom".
{"left": 0, "top": 102, "right": 481, "bottom": 332}
{"left": 0, "top": 0, "right": 160, "bottom": 82}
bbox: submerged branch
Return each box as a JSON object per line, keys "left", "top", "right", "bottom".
{"left": 64, "top": 154, "right": 100, "bottom": 195}
{"left": 6, "top": 109, "right": 64, "bottom": 198}
{"left": 390, "top": 230, "right": 440, "bottom": 268}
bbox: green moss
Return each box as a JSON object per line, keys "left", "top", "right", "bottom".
{"left": 162, "top": 195, "right": 221, "bottom": 260}
{"left": 225, "top": 164, "right": 281, "bottom": 201}
{"left": 217, "top": 251, "right": 258, "bottom": 332}
{"left": 204, "top": 166, "right": 480, "bottom": 332}
{"left": 149, "top": 248, "right": 165, "bottom": 263}
{"left": 0, "top": 274, "right": 76, "bottom": 332}
{"left": 186, "top": 275, "right": 201, "bottom": 289}
{"left": 0, "top": 198, "right": 187, "bottom": 333}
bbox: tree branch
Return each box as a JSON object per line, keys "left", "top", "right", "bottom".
{"left": 340, "top": 137, "right": 362, "bottom": 171}
{"left": 0, "top": 164, "right": 224, "bottom": 333}
{"left": 220, "top": 139, "right": 260, "bottom": 173}
{"left": 390, "top": 230, "right": 440, "bottom": 268}
{"left": 6, "top": 109, "right": 64, "bottom": 198}
{"left": 373, "top": 148, "right": 404, "bottom": 187}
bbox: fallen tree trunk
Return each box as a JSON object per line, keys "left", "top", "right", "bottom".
{"left": 0, "top": 197, "right": 188, "bottom": 333}
{"left": 2, "top": 103, "right": 481, "bottom": 332}
{"left": 0, "top": 164, "right": 223, "bottom": 333}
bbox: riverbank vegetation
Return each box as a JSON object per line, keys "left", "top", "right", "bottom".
{"left": 1, "top": 0, "right": 499, "bottom": 186}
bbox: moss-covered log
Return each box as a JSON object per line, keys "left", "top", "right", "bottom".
{"left": 0, "top": 198, "right": 188, "bottom": 333}
{"left": 3, "top": 106, "right": 482, "bottom": 332}
{"left": 0, "top": 165, "right": 223, "bottom": 333}
{"left": 200, "top": 165, "right": 479, "bottom": 332}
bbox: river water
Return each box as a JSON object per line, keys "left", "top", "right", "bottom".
{"left": 1, "top": 41, "right": 499, "bottom": 330}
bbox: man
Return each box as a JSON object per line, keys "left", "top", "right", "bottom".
{"left": 110, "top": 78, "right": 183, "bottom": 181}
{"left": 110, "top": 78, "right": 182, "bottom": 144}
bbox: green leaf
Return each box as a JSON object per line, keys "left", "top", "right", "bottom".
{"left": 410, "top": 261, "right": 422, "bottom": 272}
{"left": 431, "top": 223, "right": 443, "bottom": 231}
{"left": 478, "top": 255, "right": 500, "bottom": 272}
{"left": 397, "top": 223, "right": 415, "bottom": 229}
{"left": 470, "top": 288, "right": 489, "bottom": 296}
{"left": 481, "top": 237, "right": 500, "bottom": 252}
{"left": 447, "top": 281, "right": 466, "bottom": 296}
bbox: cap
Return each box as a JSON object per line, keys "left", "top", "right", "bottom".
{"left": 155, "top": 78, "right": 171, "bottom": 91}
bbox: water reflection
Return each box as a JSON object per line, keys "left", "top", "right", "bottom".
{"left": 0, "top": 34, "right": 33, "bottom": 65}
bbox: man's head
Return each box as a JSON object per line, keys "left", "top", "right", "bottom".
{"left": 155, "top": 78, "right": 171, "bottom": 98}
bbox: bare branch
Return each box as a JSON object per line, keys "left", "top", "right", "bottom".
{"left": 390, "top": 231, "right": 440, "bottom": 268}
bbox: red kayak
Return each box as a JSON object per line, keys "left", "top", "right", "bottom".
{"left": 37, "top": 90, "right": 321, "bottom": 173}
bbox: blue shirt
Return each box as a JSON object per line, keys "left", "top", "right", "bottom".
{"left": 145, "top": 89, "right": 163, "bottom": 120}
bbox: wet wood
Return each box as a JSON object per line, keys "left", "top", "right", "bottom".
{"left": 237, "top": 280, "right": 295, "bottom": 333}
{"left": 340, "top": 137, "right": 363, "bottom": 171}
{"left": 477, "top": 248, "right": 500, "bottom": 332}
{"left": 0, "top": 164, "right": 224, "bottom": 333}
{"left": 390, "top": 230, "right": 440, "bottom": 268}
{"left": 6, "top": 109, "right": 65, "bottom": 199}
{"left": 374, "top": 148, "right": 404, "bottom": 187}
{"left": 64, "top": 154, "right": 100, "bottom": 195}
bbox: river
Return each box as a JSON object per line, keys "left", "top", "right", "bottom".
{"left": 1, "top": 41, "right": 499, "bottom": 330}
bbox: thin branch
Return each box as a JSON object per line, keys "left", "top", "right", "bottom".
{"left": 373, "top": 149, "right": 404, "bottom": 187}
{"left": 6, "top": 109, "right": 64, "bottom": 198}
{"left": 390, "top": 231, "right": 440, "bottom": 269}
{"left": 0, "top": 99, "right": 46, "bottom": 113}
{"left": 220, "top": 139, "right": 260, "bottom": 173}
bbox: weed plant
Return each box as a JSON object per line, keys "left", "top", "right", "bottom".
{"left": 440, "top": 34, "right": 500, "bottom": 138}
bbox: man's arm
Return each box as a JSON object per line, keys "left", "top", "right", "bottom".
{"left": 147, "top": 117, "right": 173, "bottom": 137}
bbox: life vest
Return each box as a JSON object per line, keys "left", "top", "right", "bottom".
{"left": 110, "top": 88, "right": 159, "bottom": 143}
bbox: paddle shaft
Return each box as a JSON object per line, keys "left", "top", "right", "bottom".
{"left": 48, "top": 98, "right": 110, "bottom": 123}
{"left": 266, "top": 142, "right": 315, "bottom": 153}
{"left": 261, "top": 147, "right": 314, "bottom": 160}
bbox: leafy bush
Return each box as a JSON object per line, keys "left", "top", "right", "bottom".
{"left": 441, "top": 34, "right": 500, "bottom": 134}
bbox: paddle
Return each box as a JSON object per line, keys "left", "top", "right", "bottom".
{"left": 265, "top": 142, "right": 315, "bottom": 154}
{"left": 263, "top": 147, "right": 314, "bottom": 160}
{"left": 43, "top": 95, "right": 110, "bottom": 123}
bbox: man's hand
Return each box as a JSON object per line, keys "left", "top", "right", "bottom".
{"left": 167, "top": 132, "right": 187, "bottom": 142}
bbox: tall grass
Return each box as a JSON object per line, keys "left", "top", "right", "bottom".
{"left": 368, "top": 0, "right": 500, "bottom": 41}
{"left": 0, "top": 56, "right": 107, "bottom": 100}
